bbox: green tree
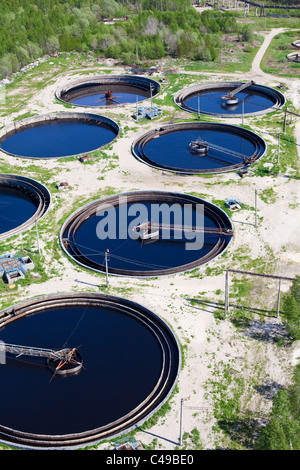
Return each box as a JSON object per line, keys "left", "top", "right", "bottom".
{"left": 290, "top": 275, "right": 300, "bottom": 303}
{"left": 282, "top": 275, "right": 300, "bottom": 340}
{"left": 256, "top": 390, "right": 300, "bottom": 450}
{"left": 241, "top": 25, "right": 254, "bottom": 43}
{"left": 257, "top": 417, "right": 290, "bottom": 450}
{"left": 0, "top": 55, "right": 13, "bottom": 77}
{"left": 290, "top": 364, "right": 300, "bottom": 421}
{"left": 59, "top": 32, "right": 79, "bottom": 52}
{"left": 45, "top": 35, "right": 60, "bottom": 54}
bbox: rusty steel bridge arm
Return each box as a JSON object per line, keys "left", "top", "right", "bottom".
{"left": 0, "top": 343, "right": 74, "bottom": 361}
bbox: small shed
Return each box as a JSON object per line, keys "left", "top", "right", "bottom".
{"left": 79, "top": 155, "right": 93, "bottom": 163}
{"left": 56, "top": 181, "right": 69, "bottom": 191}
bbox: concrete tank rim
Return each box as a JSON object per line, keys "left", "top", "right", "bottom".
{"left": 0, "top": 291, "right": 181, "bottom": 450}
{"left": 0, "top": 111, "right": 120, "bottom": 160}
{"left": 287, "top": 51, "right": 300, "bottom": 62}
{"left": 131, "top": 120, "right": 267, "bottom": 175}
{"left": 59, "top": 189, "right": 234, "bottom": 279}
{"left": 0, "top": 172, "right": 52, "bottom": 241}
{"left": 173, "top": 81, "right": 286, "bottom": 118}
{"left": 55, "top": 74, "right": 161, "bottom": 109}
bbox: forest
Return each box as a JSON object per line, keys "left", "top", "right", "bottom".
{"left": 254, "top": 276, "right": 300, "bottom": 450}
{"left": 256, "top": 364, "right": 300, "bottom": 450}
{"left": 0, "top": 0, "right": 249, "bottom": 78}
{"left": 1, "top": 0, "right": 299, "bottom": 78}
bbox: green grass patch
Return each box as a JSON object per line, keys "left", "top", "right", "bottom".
{"left": 261, "top": 29, "right": 300, "bottom": 79}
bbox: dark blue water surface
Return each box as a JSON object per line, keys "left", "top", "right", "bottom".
{"left": 0, "top": 188, "right": 37, "bottom": 235}
{"left": 68, "top": 200, "right": 231, "bottom": 274}
{"left": 138, "top": 128, "right": 258, "bottom": 172}
{"left": 0, "top": 305, "right": 166, "bottom": 435}
{"left": 0, "top": 120, "right": 117, "bottom": 158}
{"left": 63, "top": 85, "right": 150, "bottom": 107}
{"left": 184, "top": 89, "right": 277, "bottom": 116}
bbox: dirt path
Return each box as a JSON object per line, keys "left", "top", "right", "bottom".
{"left": 250, "top": 27, "right": 288, "bottom": 76}
{"left": 251, "top": 27, "right": 300, "bottom": 160}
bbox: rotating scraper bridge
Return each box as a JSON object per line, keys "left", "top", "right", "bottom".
{"left": 0, "top": 343, "right": 83, "bottom": 376}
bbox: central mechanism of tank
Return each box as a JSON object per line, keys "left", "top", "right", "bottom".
{"left": 189, "top": 139, "right": 209, "bottom": 155}
{"left": 96, "top": 90, "right": 121, "bottom": 105}
{"left": 0, "top": 342, "right": 83, "bottom": 377}
{"left": 221, "top": 80, "right": 254, "bottom": 106}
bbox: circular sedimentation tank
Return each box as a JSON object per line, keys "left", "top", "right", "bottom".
{"left": 174, "top": 81, "right": 285, "bottom": 117}
{"left": 0, "top": 174, "right": 51, "bottom": 240}
{"left": 292, "top": 39, "right": 300, "bottom": 48}
{"left": 55, "top": 75, "right": 160, "bottom": 108}
{"left": 60, "top": 191, "right": 233, "bottom": 277}
{"left": 132, "top": 121, "right": 266, "bottom": 175}
{"left": 0, "top": 112, "right": 119, "bottom": 159}
{"left": 287, "top": 51, "right": 300, "bottom": 63}
{"left": 0, "top": 292, "right": 180, "bottom": 449}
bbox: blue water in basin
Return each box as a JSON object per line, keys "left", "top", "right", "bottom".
{"left": 62, "top": 84, "right": 152, "bottom": 107}
{"left": 0, "top": 188, "right": 37, "bottom": 235}
{"left": 136, "top": 128, "right": 261, "bottom": 172}
{"left": 184, "top": 89, "right": 277, "bottom": 116}
{"left": 67, "top": 199, "right": 231, "bottom": 275}
{"left": 0, "top": 120, "right": 117, "bottom": 158}
{"left": 0, "top": 303, "right": 172, "bottom": 435}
